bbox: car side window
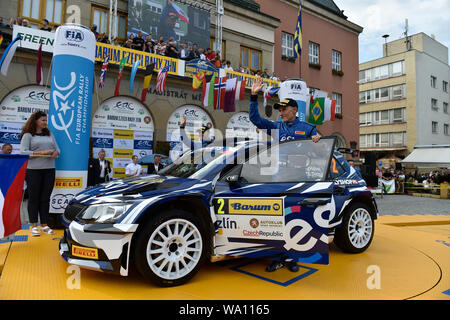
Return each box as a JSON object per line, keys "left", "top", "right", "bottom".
{"left": 329, "top": 156, "right": 346, "bottom": 179}
{"left": 240, "top": 139, "right": 334, "bottom": 183}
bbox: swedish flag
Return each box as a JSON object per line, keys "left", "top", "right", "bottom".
{"left": 294, "top": 2, "right": 303, "bottom": 58}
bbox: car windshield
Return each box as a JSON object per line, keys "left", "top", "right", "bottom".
{"left": 159, "top": 145, "right": 241, "bottom": 180}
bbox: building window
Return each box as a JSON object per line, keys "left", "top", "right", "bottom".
{"left": 374, "top": 110, "right": 389, "bottom": 125}
{"left": 20, "top": 0, "right": 65, "bottom": 28}
{"left": 332, "top": 92, "right": 342, "bottom": 114}
{"left": 391, "top": 132, "right": 405, "bottom": 146}
{"left": 391, "top": 108, "right": 405, "bottom": 123}
{"left": 391, "top": 61, "right": 403, "bottom": 76}
{"left": 332, "top": 50, "right": 342, "bottom": 71}
{"left": 444, "top": 102, "right": 449, "bottom": 114}
{"left": 282, "top": 32, "right": 294, "bottom": 58}
{"left": 210, "top": 38, "right": 226, "bottom": 59}
{"left": 375, "top": 133, "right": 389, "bottom": 147}
{"left": 359, "top": 60, "right": 404, "bottom": 84}
{"left": 359, "top": 113, "right": 372, "bottom": 126}
{"left": 431, "top": 76, "right": 437, "bottom": 88}
{"left": 392, "top": 85, "right": 405, "bottom": 99}
{"left": 240, "top": 46, "right": 261, "bottom": 72}
{"left": 309, "top": 42, "right": 320, "bottom": 64}
{"left": 443, "top": 81, "right": 449, "bottom": 93}
{"left": 444, "top": 124, "right": 449, "bottom": 136}
{"left": 432, "top": 121, "right": 438, "bottom": 134}
{"left": 431, "top": 98, "right": 438, "bottom": 110}
{"left": 92, "top": 6, "right": 127, "bottom": 41}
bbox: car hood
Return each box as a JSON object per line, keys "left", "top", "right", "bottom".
{"left": 72, "top": 174, "right": 212, "bottom": 206}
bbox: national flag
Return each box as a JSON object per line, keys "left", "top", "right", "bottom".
{"left": 156, "top": 64, "right": 170, "bottom": 92}
{"left": 114, "top": 54, "right": 128, "bottom": 96}
{"left": 263, "top": 86, "right": 280, "bottom": 107}
{"left": 324, "top": 98, "right": 336, "bottom": 121}
{"left": 224, "top": 78, "right": 237, "bottom": 113}
{"left": 141, "top": 63, "right": 155, "bottom": 102}
{"left": 0, "top": 34, "right": 3, "bottom": 47}
{"left": 0, "top": 154, "right": 28, "bottom": 238}
{"left": 170, "top": 2, "right": 190, "bottom": 24}
{"left": 308, "top": 97, "right": 325, "bottom": 125}
{"left": 99, "top": 55, "right": 109, "bottom": 88}
{"left": 0, "top": 35, "right": 21, "bottom": 76}
{"left": 129, "top": 58, "right": 141, "bottom": 93}
{"left": 36, "top": 44, "right": 43, "bottom": 85}
{"left": 192, "top": 72, "right": 205, "bottom": 91}
{"left": 202, "top": 73, "right": 215, "bottom": 107}
{"left": 214, "top": 76, "right": 227, "bottom": 110}
{"left": 235, "top": 80, "right": 245, "bottom": 101}
{"left": 293, "top": 1, "right": 303, "bottom": 58}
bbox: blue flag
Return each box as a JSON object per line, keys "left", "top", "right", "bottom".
{"left": 293, "top": 2, "right": 303, "bottom": 58}
{"left": 129, "top": 59, "right": 141, "bottom": 93}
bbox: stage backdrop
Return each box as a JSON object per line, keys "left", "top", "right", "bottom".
{"left": 92, "top": 96, "right": 155, "bottom": 178}
{"left": 127, "top": 0, "right": 210, "bottom": 49}
{"left": 48, "top": 25, "right": 96, "bottom": 214}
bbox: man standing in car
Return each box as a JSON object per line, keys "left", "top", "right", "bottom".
{"left": 249, "top": 77, "right": 321, "bottom": 143}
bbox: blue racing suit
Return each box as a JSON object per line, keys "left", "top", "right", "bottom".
{"left": 249, "top": 95, "right": 318, "bottom": 142}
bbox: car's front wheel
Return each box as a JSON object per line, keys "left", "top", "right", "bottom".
{"left": 333, "top": 202, "right": 374, "bottom": 253}
{"left": 134, "top": 209, "right": 207, "bottom": 287}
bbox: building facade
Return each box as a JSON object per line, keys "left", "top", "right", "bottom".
{"left": 255, "top": 0, "right": 363, "bottom": 151}
{"left": 359, "top": 33, "right": 450, "bottom": 168}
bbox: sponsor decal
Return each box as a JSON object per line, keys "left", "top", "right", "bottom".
{"left": 54, "top": 177, "right": 82, "bottom": 189}
{"left": 72, "top": 245, "right": 98, "bottom": 259}
{"left": 295, "top": 131, "right": 305, "bottom": 135}
{"left": 113, "top": 149, "right": 134, "bottom": 158}
{"left": 215, "top": 217, "right": 238, "bottom": 230}
{"left": 249, "top": 218, "right": 259, "bottom": 228}
{"left": 228, "top": 199, "right": 283, "bottom": 215}
{"left": 334, "top": 179, "right": 359, "bottom": 185}
{"left": 51, "top": 193, "right": 75, "bottom": 210}
{"left": 113, "top": 129, "right": 134, "bottom": 140}
{"left": 65, "top": 29, "right": 84, "bottom": 42}
{"left": 243, "top": 230, "right": 283, "bottom": 238}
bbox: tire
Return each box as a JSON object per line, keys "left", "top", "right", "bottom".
{"left": 333, "top": 202, "right": 374, "bottom": 253}
{"left": 133, "top": 209, "right": 208, "bottom": 287}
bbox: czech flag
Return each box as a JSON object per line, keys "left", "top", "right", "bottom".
{"left": 0, "top": 154, "right": 28, "bottom": 238}
{"left": 171, "top": 2, "right": 190, "bottom": 24}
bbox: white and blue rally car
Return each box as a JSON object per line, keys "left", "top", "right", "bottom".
{"left": 59, "top": 137, "right": 378, "bottom": 286}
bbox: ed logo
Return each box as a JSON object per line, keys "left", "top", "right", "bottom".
{"left": 366, "top": 265, "right": 381, "bottom": 290}
{"left": 66, "top": 265, "right": 81, "bottom": 290}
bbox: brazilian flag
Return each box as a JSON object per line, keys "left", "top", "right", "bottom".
{"left": 308, "top": 97, "right": 324, "bottom": 125}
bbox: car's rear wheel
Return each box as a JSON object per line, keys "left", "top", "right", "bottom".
{"left": 134, "top": 209, "right": 207, "bottom": 287}
{"left": 334, "top": 202, "right": 374, "bottom": 253}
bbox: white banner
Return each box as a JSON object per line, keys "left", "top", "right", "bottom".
{"left": 13, "top": 25, "right": 55, "bottom": 53}
{"left": 380, "top": 179, "right": 396, "bottom": 193}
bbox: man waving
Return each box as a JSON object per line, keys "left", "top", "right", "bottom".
{"left": 249, "top": 77, "right": 321, "bottom": 142}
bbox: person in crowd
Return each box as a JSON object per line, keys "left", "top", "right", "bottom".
{"left": 112, "top": 37, "right": 120, "bottom": 46}
{"left": 8, "top": 18, "right": 17, "bottom": 28}
{"left": 40, "top": 19, "right": 52, "bottom": 31}
{"left": 225, "top": 60, "right": 233, "bottom": 71}
{"left": 262, "top": 69, "right": 270, "bottom": 78}
{"left": 124, "top": 33, "right": 134, "bottom": 48}
{"left": 166, "top": 41, "right": 179, "bottom": 58}
{"left": 179, "top": 43, "right": 188, "bottom": 59}
{"left": 348, "top": 160, "right": 362, "bottom": 178}
{"left": 20, "top": 111, "right": 60, "bottom": 237}
{"left": 133, "top": 31, "right": 145, "bottom": 51}
{"left": 144, "top": 37, "right": 154, "bottom": 53}
{"left": 22, "top": 19, "right": 30, "bottom": 27}
{"left": 270, "top": 72, "right": 280, "bottom": 81}
{"left": 249, "top": 77, "right": 321, "bottom": 143}
{"left": 88, "top": 149, "right": 111, "bottom": 186}
{"left": 148, "top": 155, "right": 164, "bottom": 174}
{"left": 0, "top": 17, "right": 8, "bottom": 28}
{"left": 187, "top": 43, "right": 200, "bottom": 60}
{"left": 90, "top": 24, "right": 99, "bottom": 39}
{"left": 97, "top": 33, "right": 109, "bottom": 44}
{"left": 125, "top": 155, "right": 143, "bottom": 177}
{"left": 199, "top": 48, "right": 206, "bottom": 60}
{"left": 1, "top": 143, "right": 13, "bottom": 154}
{"left": 205, "top": 48, "right": 215, "bottom": 62}
{"left": 213, "top": 56, "right": 221, "bottom": 68}
{"left": 16, "top": 17, "right": 23, "bottom": 26}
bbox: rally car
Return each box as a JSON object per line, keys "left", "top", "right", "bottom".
{"left": 59, "top": 137, "right": 378, "bottom": 287}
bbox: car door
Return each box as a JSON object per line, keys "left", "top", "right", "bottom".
{"left": 212, "top": 138, "right": 336, "bottom": 264}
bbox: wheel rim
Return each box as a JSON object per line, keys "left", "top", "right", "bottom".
{"left": 347, "top": 208, "right": 373, "bottom": 249}
{"left": 146, "top": 218, "right": 203, "bottom": 280}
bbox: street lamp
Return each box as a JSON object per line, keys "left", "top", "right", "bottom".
{"left": 382, "top": 34, "right": 389, "bottom": 56}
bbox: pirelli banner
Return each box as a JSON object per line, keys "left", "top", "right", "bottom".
{"left": 92, "top": 96, "right": 154, "bottom": 178}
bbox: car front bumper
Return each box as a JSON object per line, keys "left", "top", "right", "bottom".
{"left": 59, "top": 220, "right": 138, "bottom": 276}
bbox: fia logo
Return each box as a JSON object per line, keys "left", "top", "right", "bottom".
{"left": 65, "top": 29, "right": 84, "bottom": 42}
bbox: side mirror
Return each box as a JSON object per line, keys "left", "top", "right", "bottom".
{"left": 225, "top": 175, "right": 240, "bottom": 184}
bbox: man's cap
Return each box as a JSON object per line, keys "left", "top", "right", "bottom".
{"left": 274, "top": 98, "right": 298, "bottom": 110}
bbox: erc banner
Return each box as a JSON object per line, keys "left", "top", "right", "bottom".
{"left": 48, "top": 24, "right": 96, "bottom": 214}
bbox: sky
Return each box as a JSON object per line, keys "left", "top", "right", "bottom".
{"left": 332, "top": 0, "right": 450, "bottom": 63}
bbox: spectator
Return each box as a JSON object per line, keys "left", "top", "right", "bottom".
{"left": 205, "top": 48, "right": 215, "bottom": 62}
{"left": 0, "top": 17, "right": 7, "bottom": 28}
{"left": 112, "top": 37, "right": 120, "bottom": 46}
{"left": 8, "top": 18, "right": 17, "bottom": 28}
{"left": 87, "top": 149, "right": 111, "bottom": 186}
{"left": 213, "top": 56, "right": 221, "bottom": 68}
{"left": 199, "top": 48, "right": 206, "bottom": 60}
{"left": 22, "top": 19, "right": 30, "bottom": 27}
{"left": 156, "top": 41, "right": 167, "bottom": 55}
{"left": 270, "top": 72, "right": 280, "bottom": 81}
{"left": 262, "top": 69, "right": 270, "bottom": 78}
{"left": 98, "top": 33, "right": 109, "bottom": 44}
{"left": 179, "top": 43, "right": 188, "bottom": 60}
{"left": 147, "top": 155, "right": 164, "bottom": 174}
{"left": 225, "top": 60, "right": 233, "bottom": 71}
{"left": 124, "top": 33, "right": 134, "bottom": 48}
{"left": 20, "top": 111, "right": 60, "bottom": 237}
{"left": 40, "top": 19, "right": 51, "bottom": 31}
{"left": 51, "top": 24, "right": 59, "bottom": 33}
{"left": 1, "top": 143, "right": 13, "bottom": 154}
{"left": 125, "top": 155, "right": 142, "bottom": 177}
{"left": 144, "top": 36, "right": 154, "bottom": 53}
{"left": 187, "top": 43, "right": 200, "bottom": 60}
{"left": 133, "top": 31, "right": 145, "bottom": 51}
{"left": 166, "top": 41, "right": 179, "bottom": 58}
{"left": 16, "top": 17, "right": 23, "bottom": 26}
{"left": 91, "top": 24, "right": 99, "bottom": 39}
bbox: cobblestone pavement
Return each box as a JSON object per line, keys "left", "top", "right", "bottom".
{"left": 374, "top": 194, "right": 450, "bottom": 216}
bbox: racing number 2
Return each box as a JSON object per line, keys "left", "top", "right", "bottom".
{"left": 217, "top": 198, "right": 225, "bottom": 214}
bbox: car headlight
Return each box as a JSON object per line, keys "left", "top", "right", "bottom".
{"left": 78, "top": 203, "right": 133, "bottom": 224}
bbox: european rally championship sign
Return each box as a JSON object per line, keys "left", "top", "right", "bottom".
{"left": 48, "top": 25, "right": 96, "bottom": 214}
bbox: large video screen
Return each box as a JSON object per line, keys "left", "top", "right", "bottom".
{"left": 128, "top": 0, "right": 211, "bottom": 49}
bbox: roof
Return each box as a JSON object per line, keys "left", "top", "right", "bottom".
{"left": 309, "top": 0, "right": 347, "bottom": 18}
{"left": 401, "top": 145, "right": 450, "bottom": 168}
